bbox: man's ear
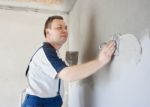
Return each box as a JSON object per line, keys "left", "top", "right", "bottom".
{"left": 45, "top": 28, "right": 50, "bottom": 35}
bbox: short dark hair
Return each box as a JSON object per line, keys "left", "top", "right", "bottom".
{"left": 44, "top": 15, "right": 64, "bottom": 38}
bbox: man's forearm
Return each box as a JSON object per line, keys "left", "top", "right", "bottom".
{"left": 58, "top": 59, "right": 105, "bottom": 82}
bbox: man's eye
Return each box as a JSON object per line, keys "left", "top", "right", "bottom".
{"left": 56, "top": 27, "right": 62, "bottom": 29}
{"left": 54, "top": 26, "right": 67, "bottom": 30}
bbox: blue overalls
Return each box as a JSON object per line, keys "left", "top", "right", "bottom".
{"left": 22, "top": 80, "right": 63, "bottom": 107}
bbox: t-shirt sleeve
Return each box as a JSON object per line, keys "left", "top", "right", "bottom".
{"left": 39, "top": 46, "right": 67, "bottom": 79}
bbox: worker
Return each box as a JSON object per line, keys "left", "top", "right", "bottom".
{"left": 22, "top": 15, "right": 116, "bottom": 107}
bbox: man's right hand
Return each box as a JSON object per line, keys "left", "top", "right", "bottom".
{"left": 98, "top": 40, "right": 116, "bottom": 66}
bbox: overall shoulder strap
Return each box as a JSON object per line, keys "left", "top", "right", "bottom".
{"left": 57, "top": 79, "right": 61, "bottom": 95}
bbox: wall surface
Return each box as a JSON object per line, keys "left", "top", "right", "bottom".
{"left": 68, "top": 0, "right": 150, "bottom": 107}
{"left": 0, "top": 9, "right": 68, "bottom": 107}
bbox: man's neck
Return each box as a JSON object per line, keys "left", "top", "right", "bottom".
{"left": 51, "top": 43, "right": 61, "bottom": 50}
{"left": 45, "top": 40, "right": 61, "bottom": 50}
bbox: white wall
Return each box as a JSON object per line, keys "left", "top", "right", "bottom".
{"left": 68, "top": 0, "right": 150, "bottom": 107}
{"left": 0, "top": 9, "right": 68, "bottom": 107}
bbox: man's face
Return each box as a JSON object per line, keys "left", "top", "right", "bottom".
{"left": 46, "top": 19, "right": 68, "bottom": 46}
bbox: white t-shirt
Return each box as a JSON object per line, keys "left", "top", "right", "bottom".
{"left": 26, "top": 42, "right": 67, "bottom": 98}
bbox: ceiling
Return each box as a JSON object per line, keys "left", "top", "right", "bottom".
{"left": 0, "top": 0, "right": 77, "bottom": 14}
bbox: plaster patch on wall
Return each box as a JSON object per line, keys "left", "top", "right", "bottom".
{"left": 93, "top": 34, "right": 142, "bottom": 86}
{"left": 113, "top": 34, "right": 142, "bottom": 64}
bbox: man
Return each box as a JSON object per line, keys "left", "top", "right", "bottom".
{"left": 22, "top": 16, "right": 116, "bottom": 107}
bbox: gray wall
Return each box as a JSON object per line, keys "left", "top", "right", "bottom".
{"left": 68, "top": 0, "right": 150, "bottom": 107}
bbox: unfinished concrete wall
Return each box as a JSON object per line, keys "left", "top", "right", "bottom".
{"left": 0, "top": 9, "right": 68, "bottom": 107}
{"left": 68, "top": 0, "right": 150, "bottom": 107}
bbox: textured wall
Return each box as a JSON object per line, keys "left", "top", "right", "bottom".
{"left": 68, "top": 0, "right": 150, "bottom": 107}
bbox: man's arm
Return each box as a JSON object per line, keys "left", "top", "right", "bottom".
{"left": 57, "top": 41, "right": 116, "bottom": 82}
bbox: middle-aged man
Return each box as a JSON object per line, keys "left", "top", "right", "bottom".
{"left": 22, "top": 15, "right": 116, "bottom": 107}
